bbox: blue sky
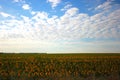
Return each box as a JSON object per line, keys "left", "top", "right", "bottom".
{"left": 0, "top": 0, "right": 120, "bottom": 53}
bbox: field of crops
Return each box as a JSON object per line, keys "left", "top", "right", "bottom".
{"left": 0, "top": 53, "right": 120, "bottom": 80}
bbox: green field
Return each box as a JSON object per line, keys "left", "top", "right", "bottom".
{"left": 0, "top": 53, "right": 120, "bottom": 80}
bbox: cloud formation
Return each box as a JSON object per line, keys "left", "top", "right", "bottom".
{"left": 13, "top": 0, "right": 25, "bottom": 3}
{"left": 0, "top": 5, "right": 120, "bottom": 41}
{"left": 0, "top": 12, "right": 14, "bottom": 18}
{"left": 95, "top": 1, "right": 112, "bottom": 11}
{"left": 22, "top": 4, "right": 31, "bottom": 10}
{"left": 0, "top": 0, "right": 120, "bottom": 53}
{"left": 13, "top": 0, "right": 22, "bottom": 2}
{"left": 61, "top": 4, "right": 72, "bottom": 11}
{"left": 47, "top": 0, "right": 61, "bottom": 8}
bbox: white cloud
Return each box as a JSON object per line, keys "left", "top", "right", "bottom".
{"left": 22, "top": 4, "right": 30, "bottom": 10}
{"left": 32, "top": 12, "right": 48, "bottom": 20}
{"left": 0, "top": 6, "right": 120, "bottom": 41}
{"left": 65, "top": 7, "right": 79, "bottom": 17}
{"left": 13, "top": 0, "right": 21, "bottom": 2}
{"left": 0, "top": 1, "right": 120, "bottom": 52}
{"left": 95, "top": 1, "right": 112, "bottom": 11}
{"left": 47, "top": 0, "right": 61, "bottom": 8}
{"left": 95, "top": 0, "right": 120, "bottom": 12}
{"left": 31, "top": 11, "right": 36, "bottom": 15}
{"left": 0, "top": 12, "right": 15, "bottom": 18}
{"left": 61, "top": 4, "right": 72, "bottom": 11}
{"left": 13, "top": 0, "right": 25, "bottom": 3}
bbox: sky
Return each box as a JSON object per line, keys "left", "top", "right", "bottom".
{"left": 0, "top": 0, "right": 120, "bottom": 53}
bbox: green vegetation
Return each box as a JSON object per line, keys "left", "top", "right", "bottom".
{"left": 0, "top": 53, "right": 120, "bottom": 80}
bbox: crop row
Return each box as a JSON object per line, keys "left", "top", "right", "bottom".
{"left": 0, "top": 54, "right": 120, "bottom": 80}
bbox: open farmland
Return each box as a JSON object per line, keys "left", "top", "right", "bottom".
{"left": 0, "top": 53, "right": 120, "bottom": 80}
